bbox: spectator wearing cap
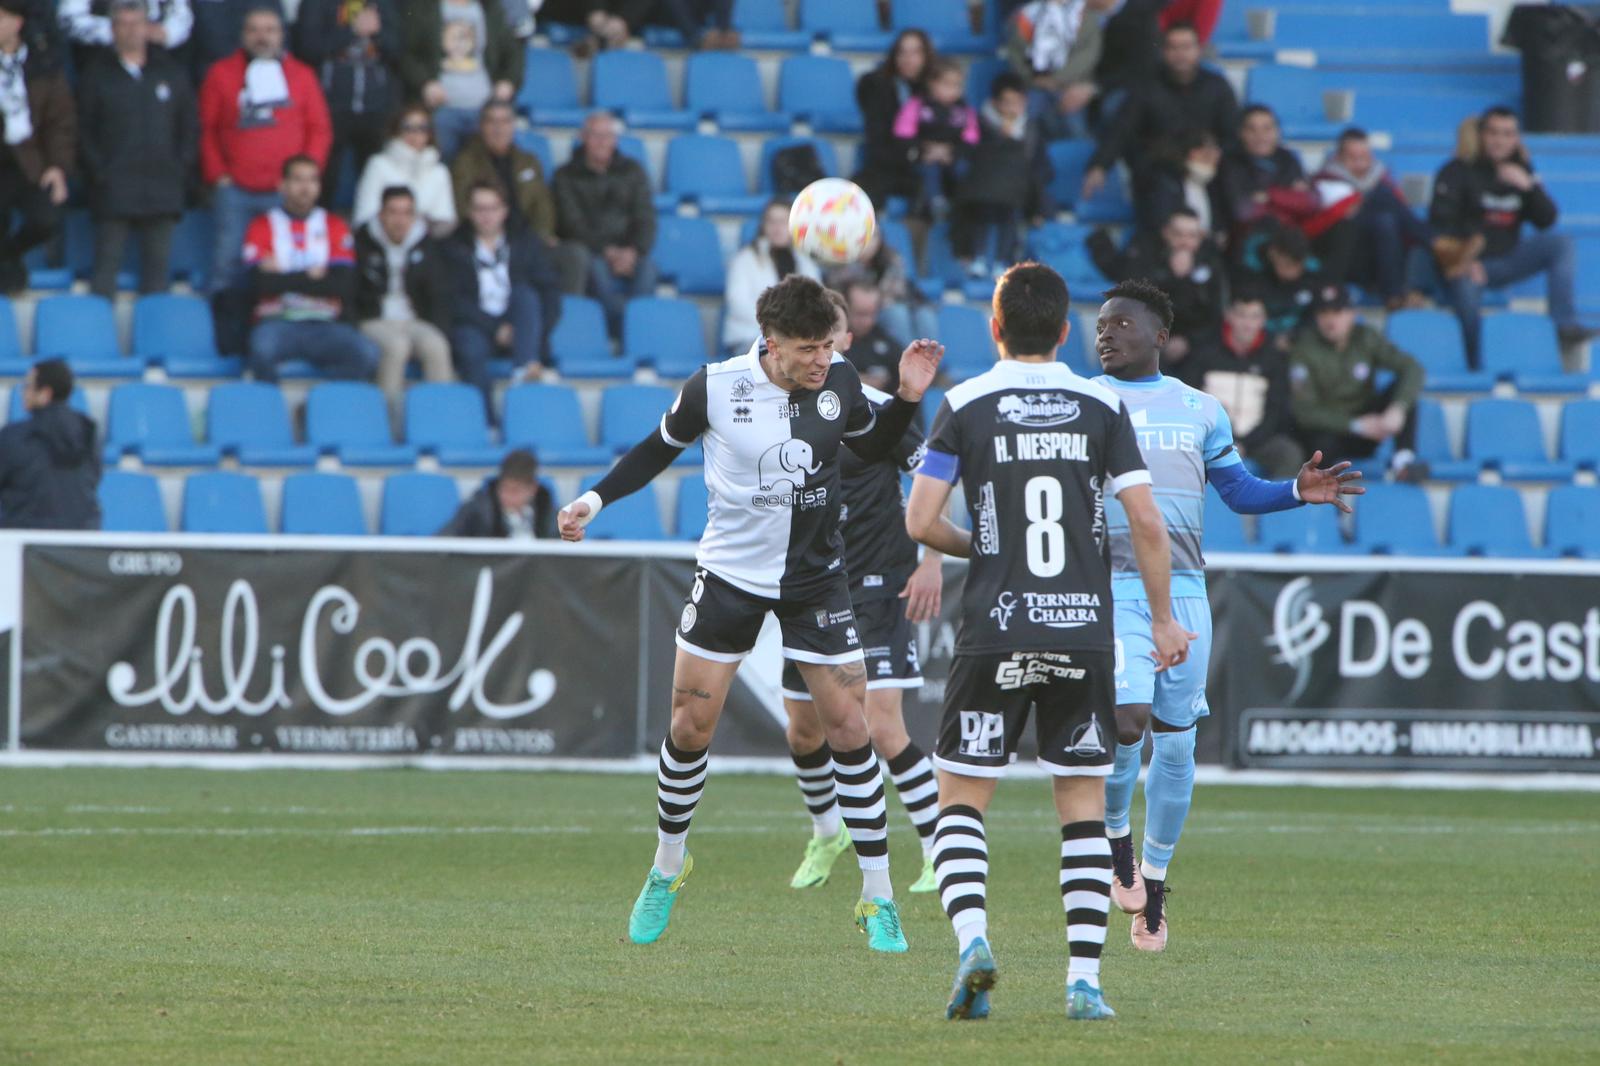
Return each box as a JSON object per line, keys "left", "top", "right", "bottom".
{"left": 853, "top": 29, "right": 932, "bottom": 208}
{"left": 1182, "top": 289, "right": 1301, "bottom": 478}
{"left": 77, "top": 0, "right": 196, "bottom": 300}
{"left": 0, "top": 358, "right": 100, "bottom": 530}
{"left": 1082, "top": 21, "right": 1238, "bottom": 205}
{"left": 0, "top": 0, "right": 75, "bottom": 294}
{"left": 292, "top": 0, "right": 401, "bottom": 211}
{"left": 1290, "top": 284, "right": 1425, "bottom": 477}
{"left": 1310, "top": 127, "right": 1431, "bottom": 311}
{"left": 397, "top": 0, "right": 520, "bottom": 161}
{"left": 1429, "top": 106, "right": 1598, "bottom": 367}
{"left": 200, "top": 4, "right": 331, "bottom": 295}
{"left": 438, "top": 449, "right": 555, "bottom": 538}
{"left": 1110, "top": 207, "right": 1225, "bottom": 372}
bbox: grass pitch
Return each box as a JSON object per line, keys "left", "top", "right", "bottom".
{"left": 1, "top": 768, "right": 1597, "bottom": 1065}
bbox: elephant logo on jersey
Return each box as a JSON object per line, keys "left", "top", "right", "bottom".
{"left": 758, "top": 439, "right": 821, "bottom": 491}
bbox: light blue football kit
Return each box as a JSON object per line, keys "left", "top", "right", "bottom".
{"left": 1091, "top": 373, "right": 1303, "bottom": 878}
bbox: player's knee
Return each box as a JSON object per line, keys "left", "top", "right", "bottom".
{"left": 784, "top": 704, "right": 825, "bottom": 752}
{"left": 863, "top": 701, "right": 909, "bottom": 754}
{"left": 1115, "top": 704, "right": 1152, "bottom": 747}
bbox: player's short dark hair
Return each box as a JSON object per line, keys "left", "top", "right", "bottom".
{"left": 380, "top": 184, "right": 415, "bottom": 208}
{"left": 993, "top": 261, "right": 1070, "bottom": 357}
{"left": 1102, "top": 279, "right": 1175, "bottom": 333}
{"left": 990, "top": 71, "right": 1027, "bottom": 100}
{"left": 1337, "top": 126, "right": 1369, "bottom": 148}
{"left": 756, "top": 275, "right": 838, "bottom": 341}
{"left": 281, "top": 153, "right": 319, "bottom": 180}
{"left": 499, "top": 448, "right": 538, "bottom": 484}
{"left": 32, "top": 358, "right": 73, "bottom": 404}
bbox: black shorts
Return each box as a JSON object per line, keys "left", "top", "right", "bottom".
{"left": 675, "top": 567, "right": 864, "bottom": 666}
{"left": 780, "top": 596, "right": 922, "bottom": 700}
{"left": 936, "top": 650, "right": 1116, "bottom": 778}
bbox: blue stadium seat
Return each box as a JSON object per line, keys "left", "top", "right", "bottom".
{"left": 890, "top": 0, "right": 986, "bottom": 51}
{"left": 1559, "top": 399, "right": 1600, "bottom": 470}
{"left": 1463, "top": 398, "right": 1571, "bottom": 480}
{"left": 512, "top": 129, "right": 555, "bottom": 178}
{"left": 502, "top": 383, "right": 610, "bottom": 466}
{"left": 1385, "top": 309, "right": 1489, "bottom": 392}
{"left": 732, "top": 0, "right": 809, "bottom": 48}
{"left": 937, "top": 304, "right": 995, "bottom": 380}
{"left": 1045, "top": 141, "right": 1094, "bottom": 212}
{"left": 169, "top": 209, "right": 216, "bottom": 289}
{"left": 685, "top": 52, "right": 788, "bottom": 131}
{"left": 98, "top": 470, "right": 168, "bottom": 532}
{"left": 1202, "top": 490, "right": 1253, "bottom": 553}
{"left": 104, "top": 383, "right": 222, "bottom": 466}
{"left": 1578, "top": 236, "right": 1600, "bottom": 315}
{"left": 1448, "top": 484, "right": 1537, "bottom": 557}
{"left": 800, "top": 0, "right": 889, "bottom": 49}
{"left": 592, "top": 51, "right": 692, "bottom": 129}
{"left": 578, "top": 473, "right": 665, "bottom": 540}
{"left": 664, "top": 135, "right": 764, "bottom": 213}
{"left": 966, "top": 57, "right": 1011, "bottom": 108}
{"left": 1413, "top": 397, "right": 1476, "bottom": 480}
{"left": 1078, "top": 164, "right": 1134, "bottom": 224}
{"left": 600, "top": 382, "right": 701, "bottom": 465}
{"left": 304, "top": 382, "right": 417, "bottom": 466}
{"left": 1351, "top": 483, "right": 1439, "bottom": 555}
{"left": 33, "top": 294, "right": 138, "bottom": 377}
{"left": 1481, "top": 313, "right": 1581, "bottom": 393}
{"left": 281, "top": 472, "right": 367, "bottom": 534}
{"left": 675, "top": 473, "right": 708, "bottom": 539}
{"left": 207, "top": 383, "right": 317, "bottom": 466}
{"left": 7, "top": 383, "right": 88, "bottom": 423}
{"left": 757, "top": 136, "right": 841, "bottom": 192}
{"left": 405, "top": 383, "right": 505, "bottom": 466}
{"left": 777, "top": 55, "right": 860, "bottom": 131}
{"left": 0, "top": 298, "right": 20, "bottom": 366}
{"left": 1027, "top": 221, "right": 1111, "bottom": 295}
{"left": 548, "top": 294, "right": 632, "bottom": 378}
{"left": 181, "top": 471, "right": 268, "bottom": 534}
{"left": 132, "top": 294, "right": 241, "bottom": 377}
{"left": 1256, "top": 505, "right": 1348, "bottom": 554}
{"left": 624, "top": 297, "right": 710, "bottom": 380}
{"left": 381, "top": 472, "right": 461, "bottom": 535}
{"left": 654, "top": 215, "right": 727, "bottom": 295}
{"left": 1545, "top": 485, "right": 1600, "bottom": 558}
{"left": 1262, "top": 11, "right": 1488, "bottom": 53}
{"left": 515, "top": 48, "right": 585, "bottom": 125}
{"left": 918, "top": 221, "right": 968, "bottom": 297}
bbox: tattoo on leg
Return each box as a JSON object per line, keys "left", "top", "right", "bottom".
{"left": 674, "top": 685, "right": 714, "bottom": 700}
{"left": 827, "top": 660, "right": 867, "bottom": 689}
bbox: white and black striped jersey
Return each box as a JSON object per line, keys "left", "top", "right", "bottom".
{"left": 919, "top": 359, "right": 1151, "bottom": 654}
{"left": 661, "top": 345, "right": 899, "bottom": 599}
{"left": 837, "top": 385, "right": 926, "bottom": 601}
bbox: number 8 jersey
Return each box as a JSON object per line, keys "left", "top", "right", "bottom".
{"left": 918, "top": 359, "right": 1151, "bottom": 655}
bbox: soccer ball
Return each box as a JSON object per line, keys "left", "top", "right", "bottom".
{"left": 788, "top": 178, "right": 876, "bottom": 265}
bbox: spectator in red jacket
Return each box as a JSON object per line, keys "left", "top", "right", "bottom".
{"left": 1216, "top": 104, "right": 1317, "bottom": 254}
{"left": 200, "top": 4, "right": 330, "bottom": 295}
{"left": 1310, "top": 128, "right": 1431, "bottom": 310}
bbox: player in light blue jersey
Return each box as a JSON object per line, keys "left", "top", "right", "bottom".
{"left": 1090, "top": 279, "right": 1363, "bottom": 951}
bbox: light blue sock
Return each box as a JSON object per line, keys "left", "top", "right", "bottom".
{"left": 1141, "top": 728, "right": 1197, "bottom": 878}
{"left": 1104, "top": 740, "right": 1143, "bottom": 836}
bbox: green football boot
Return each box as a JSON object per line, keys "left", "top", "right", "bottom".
{"left": 627, "top": 854, "right": 693, "bottom": 944}
{"left": 854, "top": 896, "right": 909, "bottom": 953}
{"left": 789, "top": 824, "right": 852, "bottom": 888}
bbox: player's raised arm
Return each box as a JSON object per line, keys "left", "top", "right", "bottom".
{"left": 1203, "top": 406, "right": 1363, "bottom": 515}
{"left": 559, "top": 369, "right": 707, "bottom": 542}
{"left": 841, "top": 340, "right": 944, "bottom": 461}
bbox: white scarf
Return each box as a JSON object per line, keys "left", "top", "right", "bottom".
{"left": 243, "top": 57, "right": 289, "bottom": 110}
{"left": 267, "top": 207, "right": 331, "bottom": 271}
{"left": 0, "top": 45, "right": 32, "bottom": 148}
{"left": 1025, "top": 0, "right": 1084, "bottom": 75}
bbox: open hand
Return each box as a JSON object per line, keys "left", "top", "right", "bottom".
{"left": 896, "top": 339, "right": 944, "bottom": 402}
{"left": 1295, "top": 450, "right": 1365, "bottom": 514}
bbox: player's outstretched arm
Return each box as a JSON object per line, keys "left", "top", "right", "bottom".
{"left": 905, "top": 473, "right": 970, "bottom": 558}
{"left": 557, "top": 428, "right": 683, "bottom": 542}
{"left": 843, "top": 340, "right": 945, "bottom": 462}
{"left": 1121, "top": 483, "right": 1195, "bottom": 672}
{"left": 1207, "top": 451, "right": 1363, "bottom": 515}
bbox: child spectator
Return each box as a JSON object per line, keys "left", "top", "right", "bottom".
{"left": 954, "top": 71, "right": 1048, "bottom": 277}
{"left": 892, "top": 57, "right": 978, "bottom": 220}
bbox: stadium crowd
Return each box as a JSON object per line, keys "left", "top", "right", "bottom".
{"left": 0, "top": 0, "right": 1595, "bottom": 541}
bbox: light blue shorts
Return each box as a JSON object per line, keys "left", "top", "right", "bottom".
{"left": 1113, "top": 595, "right": 1212, "bottom": 728}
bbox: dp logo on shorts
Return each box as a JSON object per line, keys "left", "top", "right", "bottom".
{"left": 958, "top": 711, "right": 1005, "bottom": 757}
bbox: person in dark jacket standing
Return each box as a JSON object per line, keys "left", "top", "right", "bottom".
{"left": 0, "top": 359, "right": 100, "bottom": 530}
{"left": 438, "top": 448, "right": 554, "bottom": 539}
{"left": 552, "top": 111, "right": 655, "bottom": 338}
{"left": 1082, "top": 21, "right": 1236, "bottom": 203}
{"left": 1429, "top": 106, "right": 1598, "bottom": 367}
{"left": 851, "top": 29, "right": 931, "bottom": 208}
{"left": 953, "top": 72, "right": 1047, "bottom": 274}
{"left": 355, "top": 184, "right": 453, "bottom": 412}
{"left": 78, "top": 0, "right": 197, "bottom": 299}
{"left": 0, "top": 0, "right": 75, "bottom": 294}
{"left": 293, "top": 0, "right": 399, "bottom": 211}
{"left": 448, "top": 180, "right": 562, "bottom": 414}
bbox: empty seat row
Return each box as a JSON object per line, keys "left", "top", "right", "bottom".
{"left": 1387, "top": 310, "right": 1595, "bottom": 394}
{"left": 1410, "top": 397, "right": 1600, "bottom": 481}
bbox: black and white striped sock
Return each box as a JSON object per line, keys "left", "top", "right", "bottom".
{"left": 934, "top": 804, "right": 988, "bottom": 953}
{"left": 790, "top": 742, "right": 842, "bottom": 838}
{"left": 886, "top": 742, "right": 939, "bottom": 857}
{"left": 1060, "top": 820, "right": 1112, "bottom": 990}
{"left": 652, "top": 737, "right": 708, "bottom": 877}
{"left": 831, "top": 741, "right": 892, "bottom": 899}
